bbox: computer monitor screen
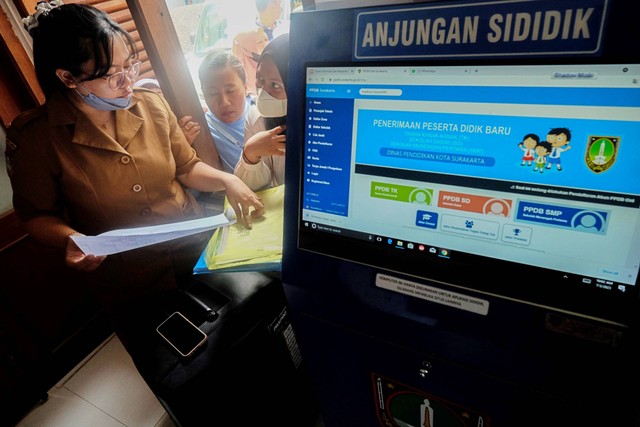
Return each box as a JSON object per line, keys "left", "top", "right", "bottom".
{"left": 297, "top": 61, "right": 640, "bottom": 325}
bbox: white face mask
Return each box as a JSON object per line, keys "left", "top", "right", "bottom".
{"left": 256, "top": 88, "right": 287, "bottom": 118}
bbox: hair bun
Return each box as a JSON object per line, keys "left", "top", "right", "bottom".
{"left": 22, "top": 0, "right": 64, "bottom": 32}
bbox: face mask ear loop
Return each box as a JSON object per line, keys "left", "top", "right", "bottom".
{"left": 74, "top": 81, "right": 90, "bottom": 97}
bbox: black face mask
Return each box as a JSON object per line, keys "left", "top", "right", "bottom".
{"left": 247, "top": 51, "right": 261, "bottom": 63}
{"left": 235, "top": 43, "right": 261, "bottom": 63}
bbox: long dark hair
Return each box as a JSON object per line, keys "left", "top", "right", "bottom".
{"left": 28, "top": 3, "right": 137, "bottom": 97}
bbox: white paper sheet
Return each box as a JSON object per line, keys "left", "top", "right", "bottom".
{"left": 70, "top": 214, "right": 235, "bottom": 256}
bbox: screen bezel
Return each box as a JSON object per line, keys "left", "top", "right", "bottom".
{"left": 296, "top": 58, "right": 640, "bottom": 326}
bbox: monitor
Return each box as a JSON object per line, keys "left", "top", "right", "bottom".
{"left": 296, "top": 61, "right": 640, "bottom": 326}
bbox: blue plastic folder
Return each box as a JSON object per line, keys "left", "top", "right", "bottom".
{"left": 193, "top": 185, "right": 284, "bottom": 274}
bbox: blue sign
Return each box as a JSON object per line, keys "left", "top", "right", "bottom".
{"left": 416, "top": 210, "right": 439, "bottom": 229}
{"left": 354, "top": 0, "right": 608, "bottom": 60}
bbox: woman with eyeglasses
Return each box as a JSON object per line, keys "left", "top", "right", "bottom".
{"left": 7, "top": 2, "right": 264, "bottom": 350}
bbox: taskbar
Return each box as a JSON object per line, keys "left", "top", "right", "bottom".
{"left": 299, "top": 220, "right": 634, "bottom": 297}
{"left": 300, "top": 218, "right": 451, "bottom": 259}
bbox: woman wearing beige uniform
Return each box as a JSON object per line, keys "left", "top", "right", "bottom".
{"left": 7, "top": 1, "right": 264, "bottom": 350}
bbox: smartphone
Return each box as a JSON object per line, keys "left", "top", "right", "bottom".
{"left": 156, "top": 312, "right": 207, "bottom": 357}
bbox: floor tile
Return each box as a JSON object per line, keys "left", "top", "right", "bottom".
{"left": 15, "top": 386, "right": 125, "bottom": 427}
{"left": 63, "top": 335, "right": 166, "bottom": 427}
{"left": 54, "top": 335, "right": 113, "bottom": 388}
{"left": 155, "top": 412, "right": 178, "bottom": 427}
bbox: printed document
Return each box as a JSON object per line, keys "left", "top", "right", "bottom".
{"left": 70, "top": 214, "right": 234, "bottom": 256}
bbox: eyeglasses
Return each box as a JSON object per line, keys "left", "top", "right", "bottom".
{"left": 102, "top": 61, "right": 141, "bottom": 90}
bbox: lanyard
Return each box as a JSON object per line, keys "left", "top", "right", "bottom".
{"left": 205, "top": 114, "right": 243, "bottom": 148}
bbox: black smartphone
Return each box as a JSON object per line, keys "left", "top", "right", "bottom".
{"left": 156, "top": 311, "right": 207, "bottom": 357}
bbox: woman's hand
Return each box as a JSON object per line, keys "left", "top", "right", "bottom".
{"left": 178, "top": 115, "right": 201, "bottom": 145}
{"left": 65, "top": 234, "right": 106, "bottom": 272}
{"left": 242, "top": 125, "right": 286, "bottom": 164}
{"left": 222, "top": 175, "right": 265, "bottom": 229}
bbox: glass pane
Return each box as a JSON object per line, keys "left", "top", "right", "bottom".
{"left": 167, "top": 0, "right": 295, "bottom": 106}
{"left": 0, "top": 126, "right": 13, "bottom": 215}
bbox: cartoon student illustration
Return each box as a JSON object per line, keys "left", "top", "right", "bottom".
{"left": 518, "top": 133, "right": 539, "bottom": 166}
{"left": 545, "top": 127, "right": 572, "bottom": 171}
{"left": 533, "top": 141, "right": 552, "bottom": 173}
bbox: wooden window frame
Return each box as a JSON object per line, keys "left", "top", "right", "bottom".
{"left": 126, "top": 0, "right": 220, "bottom": 169}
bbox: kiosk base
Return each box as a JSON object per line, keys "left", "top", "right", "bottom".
{"left": 116, "top": 272, "right": 318, "bottom": 427}
{"left": 284, "top": 284, "right": 640, "bottom": 427}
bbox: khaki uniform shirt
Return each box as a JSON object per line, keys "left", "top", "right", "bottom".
{"left": 6, "top": 89, "right": 209, "bottom": 319}
{"left": 7, "top": 88, "right": 203, "bottom": 234}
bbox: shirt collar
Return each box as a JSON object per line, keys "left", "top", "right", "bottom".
{"left": 46, "top": 90, "right": 143, "bottom": 127}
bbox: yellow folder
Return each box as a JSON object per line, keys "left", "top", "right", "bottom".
{"left": 194, "top": 185, "right": 284, "bottom": 273}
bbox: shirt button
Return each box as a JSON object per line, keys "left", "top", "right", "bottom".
{"left": 120, "top": 156, "right": 131, "bottom": 164}
{"left": 132, "top": 184, "right": 142, "bottom": 192}
{"left": 140, "top": 208, "right": 151, "bottom": 216}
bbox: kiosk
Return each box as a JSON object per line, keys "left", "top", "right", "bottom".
{"left": 283, "top": 1, "right": 640, "bottom": 425}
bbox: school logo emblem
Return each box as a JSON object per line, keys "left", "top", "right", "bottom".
{"left": 585, "top": 136, "right": 619, "bottom": 173}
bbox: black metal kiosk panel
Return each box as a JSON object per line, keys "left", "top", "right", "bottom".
{"left": 283, "top": 1, "right": 640, "bottom": 425}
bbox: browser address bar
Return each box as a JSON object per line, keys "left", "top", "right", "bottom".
{"left": 359, "top": 89, "right": 403, "bottom": 96}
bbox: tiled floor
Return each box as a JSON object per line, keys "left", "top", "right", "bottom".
{"left": 15, "top": 334, "right": 325, "bottom": 427}
{"left": 15, "top": 334, "right": 176, "bottom": 427}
